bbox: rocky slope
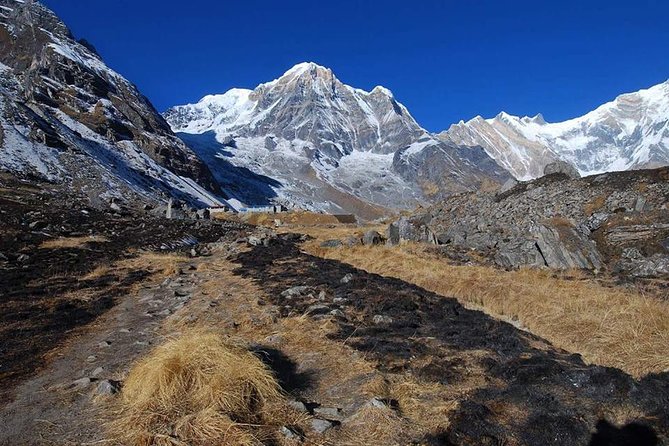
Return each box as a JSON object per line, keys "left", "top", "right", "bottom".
{"left": 0, "top": 0, "right": 224, "bottom": 208}
{"left": 389, "top": 167, "right": 669, "bottom": 279}
{"left": 165, "top": 62, "right": 509, "bottom": 216}
{"left": 440, "top": 80, "right": 669, "bottom": 180}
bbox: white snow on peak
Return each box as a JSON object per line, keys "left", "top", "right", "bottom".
{"left": 282, "top": 61, "right": 330, "bottom": 77}
{"left": 371, "top": 86, "right": 394, "bottom": 97}
{"left": 445, "top": 78, "right": 669, "bottom": 179}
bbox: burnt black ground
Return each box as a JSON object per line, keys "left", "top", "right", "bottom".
{"left": 0, "top": 174, "right": 250, "bottom": 403}
{"left": 233, "top": 234, "right": 669, "bottom": 446}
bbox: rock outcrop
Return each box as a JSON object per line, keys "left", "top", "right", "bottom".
{"left": 543, "top": 160, "right": 581, "bottom": 179}
{"left": 388, "top": 167, "right": 669, "bottom": 277}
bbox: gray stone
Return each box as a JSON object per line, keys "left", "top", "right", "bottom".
{"left": 494, "top": 240, "right": 545, "bottom": 269}
{"left": 587, "top": 212, "right": 610, "bottom": 231}
{"left": 279, "top": 426, "right": 303, "bottom": 441}
{"left": 305, "top": 304, "right": 331, "bottom": 316}
{"left": 247, "top": 236, "right": 263, "bottom": 246}
{"left": 90, "top": 367, "right": 104, "bottom": 378}
{"left": 372, "top": 314, "right": 393, "bottom": 325}
{"left": 362, "top": 230, "right": 384, "bottom": 246}
{"left": 264, "top": 334, "right": 285, "bottom": 345}
{"left": 543, "top": 160, "right": 581, "bottom": 179}
{"left": 313, "top": 406, "right": 344, "bottom": 421}
{"left": 387, "top": 216, "right": 437, "bottom": 245}
{"left": 534, "top": 224, "right": 602, "bottom": 270}
{"left": 320, "top": 239, "right": 343, "bottom": 248}
{"left": 329, "top": 309, "right": 346, "bottom": 319}
{"left": 98, "top": 341, "right": 111, "bottom": 348}
{"left": 340, "top": 273, "right": 354, "bottom": 284}
{"left": 310, "top": 418, "right": 336, "bottom": 434}
{"left": 96, "top": 379, "right": 122, "bottom": 395}
{"left": 70, "top": 377, "right": 92, "bottom": 390}
{"left": 287, "top": 400, "right": 308, "bottom": 412}
{"left": 16, "top": 254, "right": 29, "bottom": 263}
{"left": 281, "top": 286, "right": 312, "bottom": 298}
{"left": 343, "top": 236, "right": 362, "bottom": 247}
{"left": 366, "top": 397, "right": 390, "bottom": 409}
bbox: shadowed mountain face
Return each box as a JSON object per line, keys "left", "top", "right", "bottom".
{"left": 440, "top": 81, "right": 669, "bottom": 180}
{"left": 165, "top": 62, "right": 510, "bottom": 215}
{"left": 0, "top": 0, "right": 223, "bottom": 207}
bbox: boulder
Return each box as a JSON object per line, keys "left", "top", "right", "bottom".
{"left": 494, "top": 240, "right": 545, "bottom": 269}
{"left": 320, "top": 239, "right": 343, "bottom": 248}
{"left": 543, "top": 160, "right": 581, "bottom": 179}
{"left": 386, "top": 216, "right": 437, "bottom": 245}
{"left": 310, "top": 419, "right": 336, "bottom": 434}
{"left": 498, "top": 177, "right": 518, "bottom": 194}
{"left": 362, "top": 230, "right": 384, "bottom": 246}
{"left": 533, "top": 224, "right": 602, "bottom": 270}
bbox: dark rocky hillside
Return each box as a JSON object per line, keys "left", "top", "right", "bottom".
{"left": 389, "top": 167, "right": 669, "bottom": 280}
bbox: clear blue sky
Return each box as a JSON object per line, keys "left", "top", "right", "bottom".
{"left": 42, "top": 0, "right": 669, "bottom": 132}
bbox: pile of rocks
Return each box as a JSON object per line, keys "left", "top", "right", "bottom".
{"left": 387, "top": 167, "right": 669, "bottom": 278}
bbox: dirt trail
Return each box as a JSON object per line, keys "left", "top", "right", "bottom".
{"left": 0, "top": 256, "right": 203, "bottom": 445}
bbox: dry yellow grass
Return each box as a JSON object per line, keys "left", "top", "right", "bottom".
{"left": 304, "top": 239, "right": 669, "bottom": 377}
{"left": 110, "top": 331, "right": 288, "bottom": 446}
{"left": 39, "top": 235, "right": 108, "bottom": 249}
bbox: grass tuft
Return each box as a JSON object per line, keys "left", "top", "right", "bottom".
{"left": 110, "top": 332, "right": 284, "bottom": 445}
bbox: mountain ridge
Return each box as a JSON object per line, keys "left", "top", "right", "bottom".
{"left": 440, "top": 79, "right": 669, "bottom": 180}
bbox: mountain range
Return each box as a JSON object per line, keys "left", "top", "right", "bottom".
{"left": 440, "top": 80, "right": 669, "bottom": 180}
{"left": 1, "top": 1, "right": 668, "bottom": 217}
{"left": 164, "top": 62, "right": 508, "bottom": 217}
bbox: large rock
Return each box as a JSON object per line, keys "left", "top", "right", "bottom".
{"left": 386, "top": 216, "right": 437, "bottom": 245}
{"left": 533, "top": 224, "right": 602, "bottom": 270}
{"left": 543, "top": 160, "right": 581, "bottom": 179}
{"left": 362, "top": 230, "right": 384, "bottom": 246}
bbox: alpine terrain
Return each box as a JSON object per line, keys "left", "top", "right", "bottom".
{"left": 0, "top": 0, "right": 225, "bottom": 208}
{"left": 164, "top": 62, "right": 509, "bottom": 217}
{"left": 440, "top": 80, "right": 669, "bottom": 180}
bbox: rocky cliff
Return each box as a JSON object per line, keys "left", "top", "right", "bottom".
{"left": 0, "top": 0, "right": 223, "bottom": 208}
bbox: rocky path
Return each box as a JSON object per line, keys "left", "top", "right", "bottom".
{"left": 0, "top": 255, "right": 207, "bottom": 445}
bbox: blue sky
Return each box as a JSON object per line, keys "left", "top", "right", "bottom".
{"left": 43, "top": 0, "right": 669, "bottom": 132}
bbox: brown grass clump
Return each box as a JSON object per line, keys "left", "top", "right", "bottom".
{"left": 39, "top": 235, "right": 108, "bottom": 249}
{"left": 583, "top": 194, "right": 608, "bottom": 214}
{"left": 304, "top": 239, "right": 669, "bottom": 377}
{"left": 111, "top": 332, "right": 285, "bottom": 446}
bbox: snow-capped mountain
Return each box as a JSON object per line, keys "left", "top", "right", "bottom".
{"left": 440, "top": 80, "right": 669, "bottom": 180}
{"left": 0, "top": 0, "right": 224, "bottom": 208}
{"left": 165, "top": 63, "right": 508, "bottom": 216}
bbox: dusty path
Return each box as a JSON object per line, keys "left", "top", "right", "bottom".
{"left": 0, "top": 256, "right": 203, "bottom": 445}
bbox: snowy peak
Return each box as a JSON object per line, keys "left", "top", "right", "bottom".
{"left": 164, "top": 62, "right": 509, "bottom": 215}
{"left": 165, "top": 62, "right": 426, "bottom": 156}
{"left": 441, "top": 79, "right": 669, "bottom": 180}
